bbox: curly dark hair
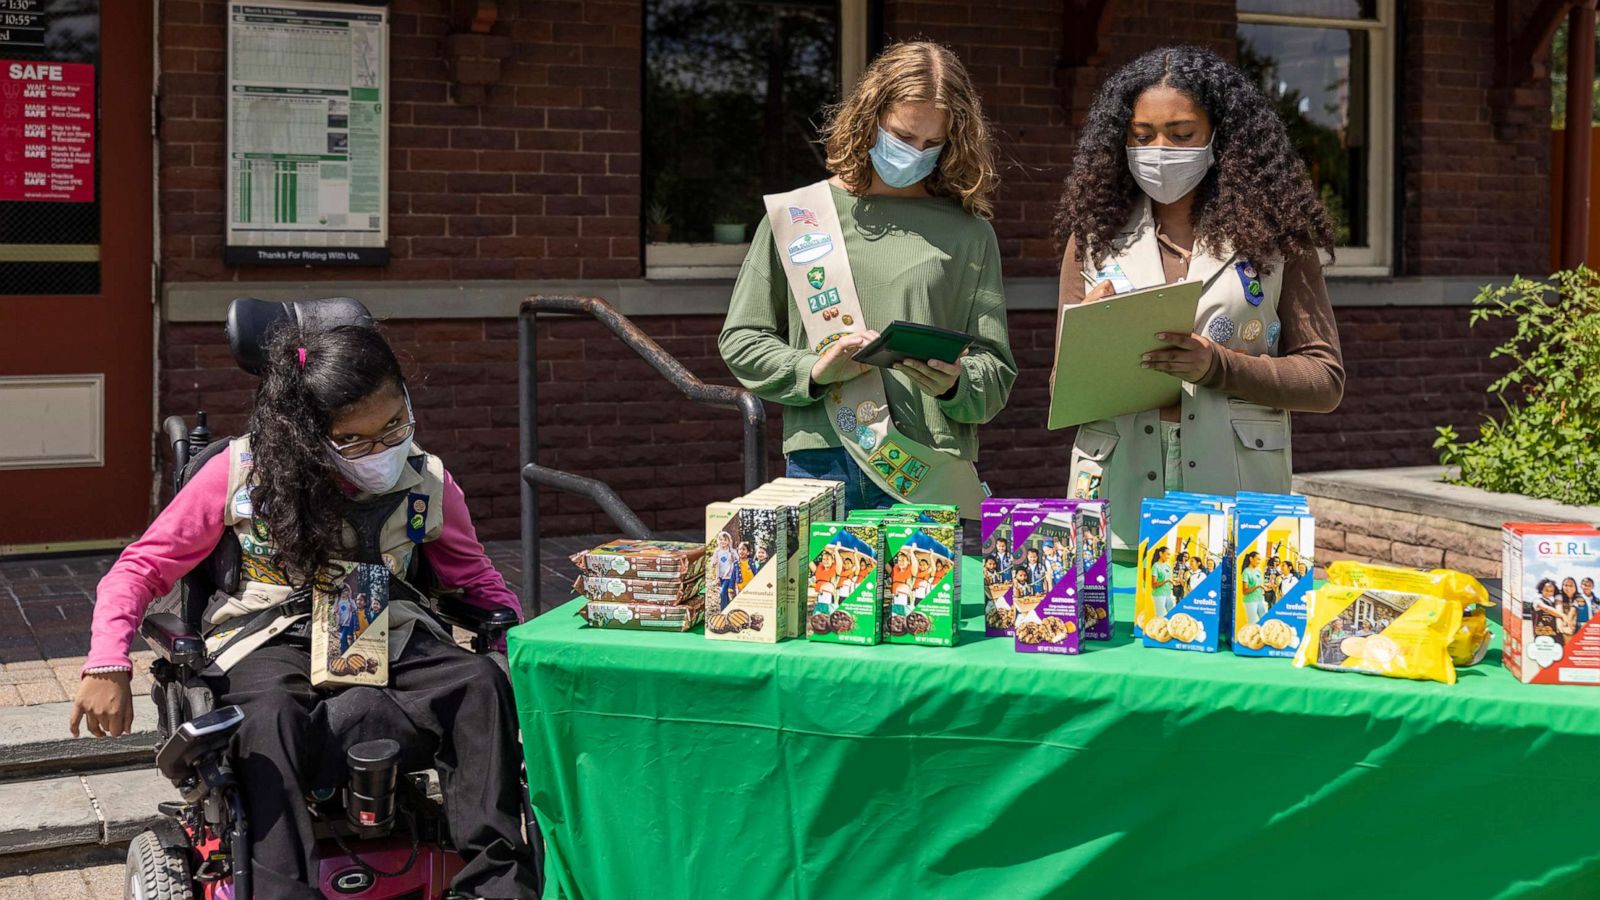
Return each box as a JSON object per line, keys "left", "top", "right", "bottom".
{"left": 248, "top": 324, "right": 407, "bottom": 584}
{"left": 1053, "top": 45, "right": 1335, "bottom": 275}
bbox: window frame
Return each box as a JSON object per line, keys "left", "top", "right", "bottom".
{"left": 643, "top": 0, "right": 871, "bottom": 280}
{"left": 1238, "top": 0, "right": 1395, "bottom": 275}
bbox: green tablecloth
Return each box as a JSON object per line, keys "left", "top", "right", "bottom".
{"left": 508, "top": 559, "right": 1600, "bottom": 899}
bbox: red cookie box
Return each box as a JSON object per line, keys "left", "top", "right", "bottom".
{"left": 1501, "top": 523, "right": 1600, "bottom": 686}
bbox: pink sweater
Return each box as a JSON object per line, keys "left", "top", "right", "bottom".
{"left": 84, "top": 452, "right": 522, "bottom": 674}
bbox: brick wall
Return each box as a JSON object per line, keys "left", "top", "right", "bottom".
{"left": 158, "top": 0, "right": 642, "bottom": 282}
{"left": 1400, "top": 0, "right": 1552, "bottom": 276}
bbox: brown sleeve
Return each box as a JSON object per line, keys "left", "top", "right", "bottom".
{"left": 1198, "top": 249, "right": 1345, "bottom": 413}
{"left": 1053, "top": 236, "right": 1087, "bottom": 366}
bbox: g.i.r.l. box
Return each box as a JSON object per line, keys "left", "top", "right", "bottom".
{"left": 1503, "top": 523, "right": 1600, "bottom": 685}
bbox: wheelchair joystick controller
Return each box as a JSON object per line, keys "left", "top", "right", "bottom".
{"left": 346, "top": 739, "right": 401, "bottom": 832}
{"left": 187, "top": 411, "right": 211, "bottom": 454}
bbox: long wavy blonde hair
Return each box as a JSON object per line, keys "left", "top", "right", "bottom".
{"left": 821, "top": 41, "right": 999, "bottom": 219}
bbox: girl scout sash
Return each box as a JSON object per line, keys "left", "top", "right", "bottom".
{"left": 763, "top": 181, "right": 986, "bottom": 518}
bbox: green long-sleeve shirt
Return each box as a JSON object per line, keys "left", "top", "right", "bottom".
{"left": 718, "top": 184, "right": 1016, "bottom": 461}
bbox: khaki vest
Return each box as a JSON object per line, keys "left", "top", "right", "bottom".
{"left": 1067, "top": 199, "right": 1293, "bottom": 553}
{"left": 204, "top": 437, "right": 449, "bottom": 673}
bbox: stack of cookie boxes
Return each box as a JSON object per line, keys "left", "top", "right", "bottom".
{"left": 807, "top": 503, "right": 963, "bottom": 647}
{"left": 980, "top": 498, "right": 1114, "bottom": 655}
{"left": 1135, "top": 491, "right": 1314, "bottom": 656}
{"left": 704, "top": 478, "right": 847, "bottom": 643}
{"left": 572, "top": 539, "right": 709, "bottom": 631}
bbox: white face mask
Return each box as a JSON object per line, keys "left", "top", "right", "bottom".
{"left": 1126, "top": 139, "right": 1215, "bottom": 205}
{"left": 329, "top": 438, "right": 412, "bottom": 494}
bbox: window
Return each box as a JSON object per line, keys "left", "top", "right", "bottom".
{"left": 643, "top": 0, "right": 868, "bottom": 278}
{"left": 1238, "top": 0, "right": 1393, "bottom": 273}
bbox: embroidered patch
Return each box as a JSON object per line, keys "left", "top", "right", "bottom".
{"left": 807, "top": 288, "right": 842, "bottom": 314}
{"left": 858, "top": 430, "right": 878, "bottom": 451}
{"left": 1266, "top": 321, "right": 1282, "bottom": 346}
{"left": 835, "top": 407, "right": 859, "bottom": 435}
{"left": 814, "top": 332, "right": 849, "bottom": 353}
{"left": 232, "top": 486, "right": 253, "bottom": 518}
{"left": 1241, "top": 319, "right": 1263, "bottom": 342}
{"left": 1235, "top": 261, "right": 1264, "bottom": 307}
{"left": 807, "top": 266, "right": 826, "bottom": 289}
{"left": 789, "top": 206, "right": 819, "bottom": 227}
{"left": 786, "top": 232, "right": 834, "bottom": 265}
{"left": 1207, "top": 315, "right": 1236, "bottom": 344}
{"left": 855, "top": 400, "right": 883, "bottom": 423}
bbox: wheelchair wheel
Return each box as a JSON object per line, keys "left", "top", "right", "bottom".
{"left": 125, "top": 829, "right": 195, "bottom": 900}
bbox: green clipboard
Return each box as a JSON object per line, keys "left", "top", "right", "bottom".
{"left": 1047, "top": 279, "right": 1205, "bottom": 430}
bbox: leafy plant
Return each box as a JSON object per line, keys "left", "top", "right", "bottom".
{"left": 648, "top": 201, "right": 670, "bottom": 226}
{"left": 1434, "top": 268, "right": 1600, "bottom": 505}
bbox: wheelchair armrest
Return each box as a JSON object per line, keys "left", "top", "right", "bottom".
{"left": 432, "top": 595, "right": 519, "bottom": 642}
{"left": 140, "top": 613, "right": 207, "bottom": 668}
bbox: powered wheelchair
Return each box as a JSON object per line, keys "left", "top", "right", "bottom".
{"left": 125, "top": 298, "right": 540, "bottom": 899}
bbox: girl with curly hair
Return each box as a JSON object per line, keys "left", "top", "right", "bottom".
{"left": 719, "top": 41, "right": 1017, "bottom": 516}
{"left": 1054, "top": 45, "right": 1346, "bottom": 554}
{"left": 70, "top": 323, "right": 534, "bottom": 897}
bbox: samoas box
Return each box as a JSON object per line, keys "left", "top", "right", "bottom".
{"left": 1009, "top": 505, "right": 1082, "bottom": 655}
{"left": 1137, "top": 498, "right": 1228, "bottom": 652}
{"left": 1232, "top": 499, "right": 1315, "bottom": 658}
{"left": 981, "top": 498, "right": 1025, "bottom": 636}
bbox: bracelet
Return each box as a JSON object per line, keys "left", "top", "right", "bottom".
{"left": 82, "top": 665, "right": 133, "bottom": 677}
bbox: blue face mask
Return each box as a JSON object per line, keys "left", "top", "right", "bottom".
{"left": 869, "top": 128, "right": 944, "bottom": 189}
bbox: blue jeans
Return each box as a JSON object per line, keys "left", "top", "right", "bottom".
{"left": 785, "top": 447, "right": 894, "bottom": 513}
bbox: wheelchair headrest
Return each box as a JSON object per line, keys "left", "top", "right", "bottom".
{"left": 226, "top": 297, "right": 376, "bottom": 376}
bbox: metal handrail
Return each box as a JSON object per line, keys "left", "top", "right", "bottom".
{"left": 518, "top": 295, "right": 767, "bottom": 616}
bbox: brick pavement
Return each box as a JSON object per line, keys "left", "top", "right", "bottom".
{"left": 0, "top": 533, "right": 689, "bottom": 708}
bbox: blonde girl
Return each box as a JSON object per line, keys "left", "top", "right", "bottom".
{"left": 720, "top": 42, "right": 1017, "bottom": 514}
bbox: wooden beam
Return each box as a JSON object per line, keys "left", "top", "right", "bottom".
{"left": 1562, "top": 4, "right": 1597, "bottom": 269}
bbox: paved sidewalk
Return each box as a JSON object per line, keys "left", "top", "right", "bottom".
{"left": 1, "top": 533, "right": 692, "bottom": 708}
{"left": 0, "top": 862, "right": 123, "bottom": 898}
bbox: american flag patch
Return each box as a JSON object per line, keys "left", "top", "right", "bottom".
{"left": 789, "top": 206, "right": 819, "bottom": 227}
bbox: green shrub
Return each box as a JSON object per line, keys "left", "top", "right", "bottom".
{"left": 1434, "top": 268, "right": 1600, "bottom": 506}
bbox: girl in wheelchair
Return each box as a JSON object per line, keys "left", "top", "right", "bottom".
{"left": 70, "top": 322, "right": 536, "bottom": 898}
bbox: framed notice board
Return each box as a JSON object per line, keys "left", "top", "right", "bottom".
{"left": 224, "top": 1, "right": 389, "bottom": 266}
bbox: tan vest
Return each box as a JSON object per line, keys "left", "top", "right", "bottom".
{"left": 204, "top": 437, "right": 449, "bottom": 672}
{"left": 1067, "top": 199, "right": 1293, "bottom": 553}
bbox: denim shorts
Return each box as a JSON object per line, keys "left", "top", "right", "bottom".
{"left": 785, "top": 447, "right": 894, "bottom": 514}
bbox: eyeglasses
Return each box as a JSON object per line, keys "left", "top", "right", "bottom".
{"left": 329, "top": 419, "right": 415, "bottom": 460}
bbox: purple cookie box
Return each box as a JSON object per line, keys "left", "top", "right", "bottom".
{"left": 1009, "top": 504, "right": 1083, "bottom": 654}
{"left": 981, "top": 498, "right": 1023, "bottom": 637}
{"left": 1016, "top": 585, "right": 1081, "bottom": 655}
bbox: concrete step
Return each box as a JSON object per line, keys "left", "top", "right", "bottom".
{"left": 0, "top": 769, "right": 176, "bottom": 856}
{"left": 0, "top": 702, "right": 158, "bottom": 783}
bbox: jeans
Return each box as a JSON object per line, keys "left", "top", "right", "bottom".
{"left": 785, "top": 447, "right": 894, "bottom": 513}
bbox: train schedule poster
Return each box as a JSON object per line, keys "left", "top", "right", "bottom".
{"left": 225, "top": 2, "right": 388, "bottom": 265}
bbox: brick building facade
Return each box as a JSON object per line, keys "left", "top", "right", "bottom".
{"left": 153, "top": 0, "right": 1551, "bottom": 539}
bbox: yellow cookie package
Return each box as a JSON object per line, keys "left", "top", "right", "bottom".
{"left": 1295, "top": 586, "right": 1462, "bottom": 684}
{"left": 1323, "top": 562, "right": 1494, "bottom": 667}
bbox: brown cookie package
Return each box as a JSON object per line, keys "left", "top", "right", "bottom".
{"left": 573, "top": 573, "right": 704, "bottom": 605}
{"left": 572, "top": 539, "right": 707, "bottom": 631}
{"left": 571, "top": 539, "right": 706, "bottom": 582}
